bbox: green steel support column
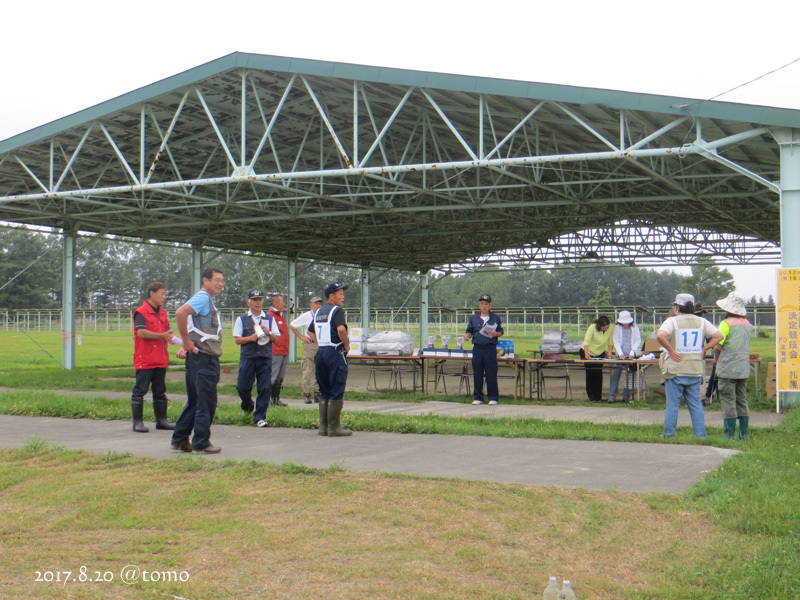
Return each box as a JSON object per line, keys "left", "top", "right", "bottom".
{"left": 776, "top": 127, "right": 800, "bottom": 406}
{"left": 419, "top": 271, "right": 429, "bottom": 348}
{"left": 288, "top": 259, "right": 297, "bottom": 362}
{"left": 191, "top": 246, "right": 202, "bottom": 292}
{"left": 361, "top": 267, "right": 371, "bottom": 330}
{"left": 61, "top": 232, "right": 76, "bottom": 370}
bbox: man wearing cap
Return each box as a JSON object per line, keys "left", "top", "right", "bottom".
{"left": 608, "top": 310, "right": 642, "bottom": 403}
{"left": 130, "top": 281, "right": 181, "bottom": 433}
{"left": 713, "top": 292, "right": 753, "bottom": 440}
{"left": 656, "top": 293, "right": 723, "bottom": 439}
{"left": 170, "top": 267, "right": 225, "bottom": 454}
{"left": 308, "top": 282, "right": 352, "bottom": 436}
{"left": 233, "top": 289, "right": 280, "bottom": 427}
{"left": 464, "top": 294, "right": 504, "bottom": 405}
{"left": 289, "top": 296, "right": 324, "bottom": 404}
{"left": 267, "top": 293, "right": 290, "bottom": 407}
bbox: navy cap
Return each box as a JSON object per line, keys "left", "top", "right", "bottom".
{"left": 248, "top": 288, "right": 265, "bottom": 299}
{"left": 324, "top": 282, "right": 348, "bottom": 298}
{"left": 478, "top": 294, "right": 492, "bottom": 303}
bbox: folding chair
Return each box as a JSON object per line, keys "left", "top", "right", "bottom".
{"left": 540, "top": 353, "right": 572, "bottom": 400}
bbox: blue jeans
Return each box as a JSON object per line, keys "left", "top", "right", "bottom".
{"left": 171, "top": 352, "right": 220, "bottom": 450}
{"left": 663, "top": 376, "right": 706, "bottom": 438}
{"left": 608, "top": 365, "right": 634, "bottom": 400}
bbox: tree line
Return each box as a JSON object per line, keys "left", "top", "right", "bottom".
{"left": 0, "top": 227, "right": 773, "bottom": 311}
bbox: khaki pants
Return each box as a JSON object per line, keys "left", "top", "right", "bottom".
{"left": 302, "top": 340, "right": 319, "bottom": 395}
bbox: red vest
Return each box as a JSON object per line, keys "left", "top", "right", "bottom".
{"left": 268, "top": 308, "right": 289, "bottom": 355}
{"left": 133, "top": 301, "right": 170, "bottom": 370}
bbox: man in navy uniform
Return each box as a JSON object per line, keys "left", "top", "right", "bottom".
{"left": 464, "top": 294, "right": 504, "bottom": 405}
{"left": 233, "top": 289, "right": 280, "bottom": 427}
{"left": 308, "top": 282, "right": 352, "bottom": 437}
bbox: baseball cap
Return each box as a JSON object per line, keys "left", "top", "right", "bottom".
{"left": 310, "top": 296, "right": 323, "bottom": 303}
{"left": 248, "top": 288, "right": 265, "bottom": 299}
{"left": 478, "top": 294, "right": 492, "bottom": 303}
{"left": 324, "top": 282, "right": 348, "bottom": 298}
{"left": 674, "top": 293, "right": 695, "bottom": 307}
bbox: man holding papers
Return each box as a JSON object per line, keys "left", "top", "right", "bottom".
{"left": 464, "top": 294, "right": 504, "bottom": 405}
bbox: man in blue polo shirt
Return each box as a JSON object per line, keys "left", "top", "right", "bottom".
{"left": 170, "top": 267, "right": 225, "bottom": 454}
{"left": 464, "top": 294, "right": 504, "bottom": 405}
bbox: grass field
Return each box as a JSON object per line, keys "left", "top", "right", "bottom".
{"left": 0, "top": 329, "right": 795, "bottom": 599}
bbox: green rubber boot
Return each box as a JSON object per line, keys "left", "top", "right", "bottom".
{"left": 318, "top": 399, "right": 329, "bottom": 436}
{"left": 735, "top": 416, "right": 749, "bottom": 441}
{"left": 723, "top": 418, "right": 737, "bottom": 439}
{"left": 327, "top": 399, "right": 352, "bottom": 437}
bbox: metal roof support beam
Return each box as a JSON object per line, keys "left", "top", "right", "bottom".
{"left": 555, "top": 102, "right": 618, "bottom": 151}
{"left": 628, "top": 117, "right": 689, "bottom": 151}
{"left": 420, "top": 89, "right": 478, "bottom": 161}
{"left": 144, "top": 91, "right": 189, "bottom": 185}
{"left": 13, "top": 155, "right": 49, "bottom": 193}
{"left": 53, "top": 124, "right": 93, "bottom": 193}
{"left": 195, "top": 87, "right": 238, "bottom": 171}
{"left": 419, "top": 271, "right": 430, "bottom": 352}
{"left": 485, "top": 102, "right": 545, "bottom": 160}
{"left": 359, "top": 86, "right": 414, "bottom": 167}
{"left": 288, "top": 258, "right": 297, "bottom": 362}
{"left": 691, "top": 143, "right": 779, "bottom": 194}
{"left": 99, "top": 123, "right": 140, "bottom": 186}
{"left": 248, "top": 74, "right": 296, "bottom": 172}
{"left": 301, "top": 75, "right": 352, "bottom": 168}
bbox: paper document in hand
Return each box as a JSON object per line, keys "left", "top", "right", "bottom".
{"left": 478, "top": 322, "right": 497, "bottom": 338}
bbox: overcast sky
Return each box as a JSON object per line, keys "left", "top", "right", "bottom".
{"left": 3, "top": 0, "right": 797, "bottom": 299}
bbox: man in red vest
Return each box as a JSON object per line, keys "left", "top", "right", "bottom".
{"left": 131, "top": 281, "right": 180, "bottom": 432}
{"left": 267, "top": 293, "right": 290, "bottom": 406}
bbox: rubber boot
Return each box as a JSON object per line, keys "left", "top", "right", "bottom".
{"left": 153, "top": 397, "right": 175, "bottom": 430}
{"left": 313, "top": 391, "right": 320, "bottom": 403}
{"left": 723, "top": 418, "right": 737, "bottom": 439}
{"left": 131, "top": 398, "right": 149, "bottom": 433}
{"left": 327, "top": 399, "right": 352, "bottom": 437}
{"left": 274, "top": 382, "right": 287, "bottom": 407}
{"left": 736, "top": 416, "right": 749, "bottom": 441}
{"left": 303, "top": 392, "right": 312, "bottom": 404}
{"left": 318, "top": 399, "right": 329, "bottom": 436}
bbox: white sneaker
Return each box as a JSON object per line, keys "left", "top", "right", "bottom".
{"left": 472, "top": 400, "right": 483, "bottom": 405}
{"left": 488, "top": 400, "right": 498, "bottom": 405}
{"left": 256, "top": 419, "right": 269, "bottom": 428}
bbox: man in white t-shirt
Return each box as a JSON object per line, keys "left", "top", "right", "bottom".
{"left": 289, "top": 296, "right": 324, "bottom": 403}
{"left": 656, "top": 293, "right": 723, "bottom": 439}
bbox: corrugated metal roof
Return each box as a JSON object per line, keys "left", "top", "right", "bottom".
{"left": 0, "top": 51, "right": 787, "bottom": 271}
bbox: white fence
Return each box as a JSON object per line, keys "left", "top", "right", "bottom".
{"left": 1, "top": 305, "right": 776, "bottom": 336}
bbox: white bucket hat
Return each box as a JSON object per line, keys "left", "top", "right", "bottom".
{"left": 617, "top": 310, "right": 634, "bottom": 324}
{"left": 716, "top": 292, "right": 747, "bottom": 316}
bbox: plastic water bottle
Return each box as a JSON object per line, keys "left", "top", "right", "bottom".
{"left": 558, "top": 579, "right": 578, "bottom": 600}
{"left": 543, "top": 576, "right": 560, "bottom": 600}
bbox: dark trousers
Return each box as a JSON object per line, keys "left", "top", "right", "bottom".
{"left": 237, "top": 356, "right": 272, "bottom": 422}
{"left": 472, "top": 345, "right": 499, "bottom": 402}
{"left": 580, "top": 348, "right": 604, "bottom": 401}
{"left": 316, "top": 346, "right": 348, "bottom": 401}
{"left": 171, "top": 352, "right": 219, "bottom": 451}
{"left": 131, "top": 367, "right": 166, "bottom": 401}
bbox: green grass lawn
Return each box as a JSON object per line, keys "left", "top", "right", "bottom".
{"left": 0, "top": 329, "right": 793, "bottom": 598}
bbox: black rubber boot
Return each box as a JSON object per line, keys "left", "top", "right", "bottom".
{"left": 274, "top": 382, "right": 287, "bottom": 407}
{"left": 153, "top": 397, "right": 175, "bottom": 430}
{"left": 131, "top": 398, "right": 149, "bottom": 433}
{"left": 327, "top": 399, "right": 352, "bottom": 437}
{"left": 318, "top": 399, "right": 329, "bottom": 436}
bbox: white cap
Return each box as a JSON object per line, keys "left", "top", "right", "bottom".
{"left": 674, "top": 293, "right": 695, "bottom": 307}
